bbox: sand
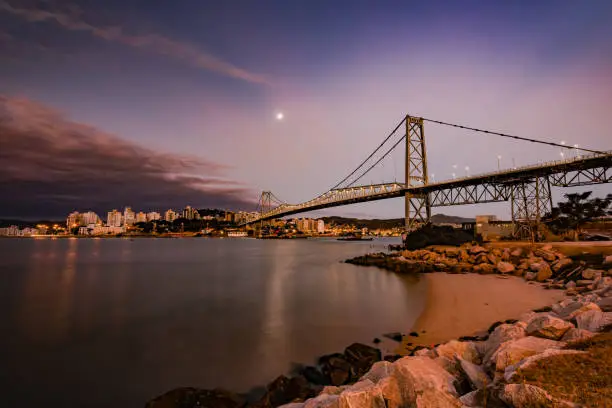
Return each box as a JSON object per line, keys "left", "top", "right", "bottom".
{"left": 404, "top": 273, "right": 565, "bottom": 349}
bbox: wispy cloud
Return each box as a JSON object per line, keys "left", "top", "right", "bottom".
{"left": 0, "top": 1, "right": 270, "bottom": 85}
{"left": 0, "top": 95, "right": 257, "bottom": 218}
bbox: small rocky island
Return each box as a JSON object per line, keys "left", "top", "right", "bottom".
{"left": 147, "top": 243, "right": 612, "bottom": 408}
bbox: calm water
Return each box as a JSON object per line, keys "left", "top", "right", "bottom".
{"left": 0, "top": 237, "right": 426, "bottom": 407}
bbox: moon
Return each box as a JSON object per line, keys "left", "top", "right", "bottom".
{"left": 276, "top": 112, "right": 284, "bottom": 121}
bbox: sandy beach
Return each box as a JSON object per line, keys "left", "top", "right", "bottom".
{"left": 405, "top": 273, "right": 565, "bottom": 348}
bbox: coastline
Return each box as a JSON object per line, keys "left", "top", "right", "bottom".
{"left": 405, "top": 273, "right": 564, "bottom": 348}
{"left": 147, "top": 242, "right": 612, "bottom": 408}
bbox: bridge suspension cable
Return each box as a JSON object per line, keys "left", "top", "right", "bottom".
{"left": 329, "top": 116, "right": 406, "bottom": 190}
{"left": 421, "top": 117, "right": 606, "bottom": 155}
{"left": 346, "top": 134, "right": 406, "bottom": 188}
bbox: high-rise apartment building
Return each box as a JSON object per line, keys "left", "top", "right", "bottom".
{"left": 107, "top": 210, "right": 123, "bottom": 227}
{"left": 317, "top": 220, "right": 325, "bottom": 234}
{"left": 147, "top": 212, "right": 161, "bottom": 222}
{"left": 136, "top": 212, "right": 147, "bottom": 223}
{"left": 124, "top": 207, "right": 136, "bottom": 226}
{"left": 165, "top": 209, "right": 177, "bottom": 222}
{"left": 66, "top": 211, "right": 81, "bottom": 228}
{"left": 81, "top": 211, "right": 100, "bottom": 226}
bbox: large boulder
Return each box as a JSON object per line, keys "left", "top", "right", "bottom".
{"left": 561, "top": 328, "right": 596, "bottom": 342}
{"left": 582, "top": 268, "right": 602, "bottom": 280}
{"left": 469, "top": 245, "right": 487, "bottom": 255}
{"left": 303, "top": 394, "right": 340, "bottom": 408}
{"left": 603, "top": 254, "right": 612, "bottom": 267}
{"left": 344, "top": 343, "right": 382, "bottom": 379}
{"left": 525, "top": 314, "right": 573, "bottom": 340}
{"left": 363, "top": 356, "right": 461, "bottom": 408}
{"left": 534, "top": 249, "right": 557, "bottom": 262}
{"left": 536, "top": 264, "right": 553, "bottom": 282}
{"left": 435, "top": 340, "right": 480, "bottom": 364}
{"left": 552, "top": 257, "right": 573, "bottom": 273}
{"left": 597, "top": 297, "right": 612, "bottom": 312}
{"left": 255, "top": 375, "right": 315, "bottom": 408}
{"left": 336, "top": 379, "right": 386, "bottom": 408}
{"left": 503, "top": 349, "right": 586, "bottom": 381}
{"left": 490, "top": 336, "right": 564, "bottom": 371}
{"left": 564, "top": 302, "right": 601, "bottom": 320}
{"left": 500, "top": 384, "right": 557, "bottom": 407}
{"left": 483, "top": 323, "right": 526, "bottom": 363}
{"left": 575, "top": 309, "right": 612, "bottom": 332}
{"left": 145, "top": 388, "right": 246, "bottom": 408}
{"left": 496, "top": 261, "right": 515, "bottom": 274}
{"left": 319, "top": 353, "right": 352, "bottom": 386}
{"left": 459, "top": 358, "right": 491, "bottom": 390}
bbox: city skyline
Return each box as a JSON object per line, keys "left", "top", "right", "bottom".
{"left": 1, "top": 0, "right": 611, "bottom": 219}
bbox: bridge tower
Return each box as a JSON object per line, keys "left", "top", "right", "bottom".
{"left": 405, "top": 116, "right": 431, "bottom": 231}
{"left": 511, "top": 177, "right": 553, "bottom": 241}
{"left": 258, "top": 191, "right": 273, "bottom": 233}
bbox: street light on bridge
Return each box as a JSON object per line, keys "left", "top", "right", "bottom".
{"left": 465, "top": 166, "right": 470, "bottom": 177}
{"left": 497, "top": 155, "right": 502, "bottom": 170}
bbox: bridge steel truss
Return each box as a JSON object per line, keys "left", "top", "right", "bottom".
{"left": 244, "top": 145, "right": 611, "bottom": 235}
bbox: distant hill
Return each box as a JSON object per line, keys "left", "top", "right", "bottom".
{"left": 320, "top": 214, "right": 474, "bottom": 229}
{"left": 0, "top": 219, "right": 63, "bottom": 228}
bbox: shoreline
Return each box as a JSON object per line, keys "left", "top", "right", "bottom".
{"left": 405, "top": 273, "right": 564, "bottom": 348}
{"left": 146, "top": 242, "right": 612, "bottom": 408}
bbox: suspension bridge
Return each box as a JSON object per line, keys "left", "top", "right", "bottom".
{"left": 242, "top": 115, "right": 611, "bottom": 238}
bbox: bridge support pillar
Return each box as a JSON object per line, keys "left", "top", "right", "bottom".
{"left": 511, "top": 177, "right": 552, "bottom": 241}
{"left": 405, "top": 116, "right": 431, "bottom": 231}
{"left": 258, "top": 191, "right": 273, "bottom": 237}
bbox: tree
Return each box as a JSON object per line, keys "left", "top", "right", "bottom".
{"left": 543, "top": 191, "right": 612, "bottom": 239}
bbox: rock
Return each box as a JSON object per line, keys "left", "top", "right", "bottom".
{"left": 486, "top": 253, "right": 499, "bottom": 265}
{"left": 524, "top": 272, "right": 536, "bottom": 281}
{"left": 303, "top": 394, "right": 340, "bottom": 408}
{"left": 319, "top": 353, "right": 351, "bottom": 386}
{"left": 257, "top": 375, "right": 315, "bottom": 407}
{"left": 383, "top": 332, "right": 403, "bottom": 342}
{"left": 576, "top": 279, "right": 594, "bottom": 287}
{"left": 582, "top": 268, "right": 601, "bottom": 280}
{"left": 344, "top": 343, "right": 381, "bottom": 365}
{"left": 145, "top": 388, "right": 246, "bottom": 408}
{"left": 414, "top": 348, "right": 433, "bottom": 357}
{"left": 534, "top": 249, "right": 557, "bottom": 262}
{"left": 458, "top": 390, "right": 479, "bottom": 407}
{"left": 597, "top": 297, "right": 612, "bottom": 312}
{"left": 561, "top": 328, "right": 596, "bottom": 342}
{"left": 552, "top": 257, "right": 573, "bottom": 273}
{"left": 565, "top": 281, "right": 576, "bottom": 289}
{"left": 319, "top": 385, "right": 350, "bottom": 396}
{"left": 459, "top": 358, "right": 491, "bottom": 389}
{"left": 525, "top": 314, "right": 573, "bottom": 340}
{"left": 490, "top": 336, "right": 564, "bottom": 371}
{"left": 362, "top": 361, "right": 394, "bottom": 383}
{"left": 469, "top": 245, "right": 487, "bottom": 255}
{"left": 596, "top": 276, "right": 612, "bottom": 290}
{"left": 477, "top": 263, "right": 496, "bottom": 274}
{"left": 536, "top": 264, "right": 553, "bottom": 282}
{"left": 603, "top": 254, "right": 612, "bottom": 267}
{"left": 458, "top": 249, "right": 470, "bottom": 262}
{"left": 301, "top": 366, "right": 326, "bottom": 385}
{"left": 510, "top": 247, "right": 523, "bottom": 257}
{"left": 496, "top": 261, "right": 515, "bottom": 274}
{"left": 501, "top": 248, "right": 511, "bottom": 261}
{"left": 336, "top": 379, "right": 386, "bottom": 408}
{"left": 435, "top": 340, "right": 480, "bottom": 364}
{"left": 564, "top": 302, "right": 601, "bottom": 320}
{"left": 575, "top": 309, "right": 612, "bottom": 332}
{"left": 503, "top": 349, "right": 586, "bottom": 381}
{"left": 445, "top": 248, "right": 460, "bottom": 258}
{"left": 500, "top": 384, "right": 556, "bottom": 407}
{"left": 483, "top": 323, "right": 526, "bottom": 363}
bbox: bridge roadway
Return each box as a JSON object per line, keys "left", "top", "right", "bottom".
{"left": 243, "top": 152, "right": 612, "bottom": 224}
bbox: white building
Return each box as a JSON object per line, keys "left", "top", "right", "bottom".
{"left": 66, "top": 211, "right": 82, "bottom": 228}
{"left": 124, "top": 207, "right": 136, "bottom": 226}
{"left": 165, "top": 209, "right": 177, "bottom": 222}
{"left": 317, "top": 219, "right": 325, "bottom": 234}
{"left": 107, "top": 210, "right": 123, "bottom": 227}
{"left": 136, "top": 211, "right": 147, "bottom": 223}
{"left": 0, "top": 225, "right": 20, "bottom": 236}
{"left": 81, "top": 211, "right": 100, "bottom": 225}
{"left": 147, "top": 212, "right": 161, "bottom": 222}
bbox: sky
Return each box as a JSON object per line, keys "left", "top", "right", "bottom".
{"left": 1, "top": 0, "right": 611, "bottom": 219}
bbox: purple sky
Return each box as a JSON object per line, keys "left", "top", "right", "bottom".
{"left": 1, "top": 0, "right": 611, "bottom": 219}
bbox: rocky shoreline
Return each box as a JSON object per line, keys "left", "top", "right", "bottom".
{"left": 146, "top": 244, "right": 612, "bottom": 408}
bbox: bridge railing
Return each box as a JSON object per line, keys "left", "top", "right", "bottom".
{"left": 426, "top": 150, "right": 611, "bottom": 187}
